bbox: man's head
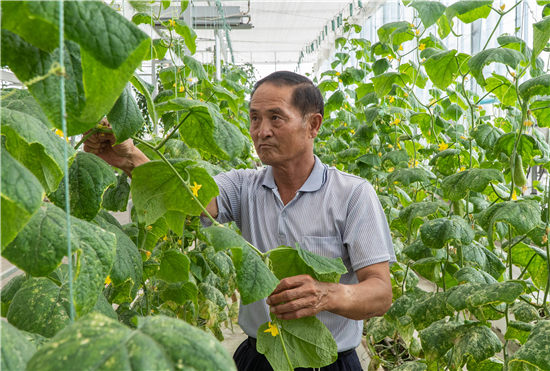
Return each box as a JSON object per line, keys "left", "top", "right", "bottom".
{"left": 249, "top": 71, "right": 324, "bottom": 167}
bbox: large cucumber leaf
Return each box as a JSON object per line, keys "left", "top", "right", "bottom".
{"left": 49, "top": 152, "right": 116, "bottom": 221}
{"left": 26, "top": 312, "right": 236, "bottom": 370}
{"left": 1, "top": 321, "right": 36, "bottom": 370}
{"left": 131, "top": 159, "right": 219, "bottom": 226}
{"left": 106, "top": 84, "right": 144, "bottom": 144}
{"left": 509, "top": 320, "right": 550, "bottom": 371}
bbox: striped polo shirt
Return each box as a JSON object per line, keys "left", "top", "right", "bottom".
{"left": 202, "top": 155, "right": 396, "bottom": 352}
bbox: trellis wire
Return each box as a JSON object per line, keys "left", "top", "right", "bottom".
{"left": 58, "top": 0, "right": 75, "bottom": 323}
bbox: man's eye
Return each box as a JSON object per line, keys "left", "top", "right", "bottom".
{"left": 272, "top": 116, "right": 280, "bottom": 120}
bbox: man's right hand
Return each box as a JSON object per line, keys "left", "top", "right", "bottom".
{"left": 83, "top": 119, "right": 149, "bottom": 177}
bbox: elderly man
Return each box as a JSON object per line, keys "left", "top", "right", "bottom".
{"left": 84, "top": 71, "right": 395, "bottom": 371}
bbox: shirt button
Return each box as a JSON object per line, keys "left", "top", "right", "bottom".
{"left": 281, "top": 211, "right": 286, "bottom": 217}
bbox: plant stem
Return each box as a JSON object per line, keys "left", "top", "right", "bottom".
{"left": 275, "top": 319, "right": 293, "bottom": 371}
{"left": 482, "top": 13, "right": 503, "bottom": 51}
{"left": 74, "top": 127, "right": 113, "bottom": 150}
{"left": 154, "top": 111, "right": 192, "bottom": 151}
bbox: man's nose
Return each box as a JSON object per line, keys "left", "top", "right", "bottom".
{"left": 257, "top": 121, "right": 273, "bottom": 139}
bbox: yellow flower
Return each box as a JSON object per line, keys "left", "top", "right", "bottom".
{"left": 460, "top": 136, "right": 467, "bottom": 140}
{"left": 168, "top": 19, "right": 176, "bottom": 27}
{"left": 438, "top": 143, "right": 449, "bottom": 151}
{"left": 389, "top": 96, "right": 395, "bottom": 103}
{"left": 510, "top": 71, "right": 516, "bottom": 77}
{"left": 190, "top": 182, "right": 202, "bottom": 197}
{"left": 55, "top": 129, "right": 70, "bottom": 142}
{"left": 335, "top": 72, "right": 341, "bottom": 76}
{"left": 404, "top": 93, "right": 408, "bottom": 97}
{"left": 543, "top": 235, "right": 548, "bottom": 243}
{"left": 398, "top": 45, "right": 403, "bottom": 51}
{"left": 410, "top": 23, "right": 415, "bottom": 28}
{"left": 350, "top": 130, "right": 355, "bottom": 134}
{"left": 344, "top": 123, "right": 347, "bottom": 127}
{"left": 264, "top": 322, "right": 279, "bottom": 337}
{"left": 397, "top": 143, "right": 402, "bottom": 149}
{"left": 511, "top": 189, "right": 517, "bottom": 200}
{"left": 390, "top": 118, "right": 401, "bottom": 126}
{"left": 388, "top": 167, "right": 394, "bottom": 172}
{"left": 378, "top": 152, "right": 382, "bottom": 156}
{"left": 415, "top": 29, "right": 420, "bottom": 35}
{"left": 430, "top": 99, "right": 436, "bottom": 105}
{"left": 459, "top": 166, "right": 465, "bottom": 172}
{"left": 388, "top": 144, "right": 393, "bottom": 148}
{"left": 478, "top": 105, "right": 483, "bottom": 110}
{"left": 422, "top": 58, "right": 426, "bottom": 63}
{"left": 187, "top": 78, "right": 193, "bottom": 82}
{"left": 500, "top": 4, "right": 505, "bottom": 10}
{"left": 394, "top": 181, "right": 399, "bottom": 184}
{"left": 105, "top": 276, "right": 111, "bottom": 285}
{"left": 338, "top": 79, "right": 342, "bottom": 83}
{"left": 522, "top": 185, "right": 528, "bottom": 193}
{"left": 179, "top": 86, "right": 184, "bottom": 93}
{"left": 524, "top": 120, "right": 533, "bottom": 127}
{"left": 145, "top": 251, "right": 151, "bottom": 259}
{"left": 147, "top": 226, "right": 153, "bottom": 230}
{"left": 163, "top": 236, "right": 168, "bottom": 241}
{"left": 419, "top": 43, "right": 426, "bottom": 51}
{"left": 388, "top": 56, "right": 394, "bottom": 61}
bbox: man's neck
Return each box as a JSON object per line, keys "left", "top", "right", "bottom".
{"left": 271, "top": 155, "right": 316, "bottom": 204}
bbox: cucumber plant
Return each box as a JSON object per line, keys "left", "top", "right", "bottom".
{"left": 1, "top": 1, "right": 349, "bottom": 371}
{"left": 313, "top": 2, "right": 550, "bottom": 370}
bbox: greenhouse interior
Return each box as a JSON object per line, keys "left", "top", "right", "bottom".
{"left": 2, "top": 0, "right": 550, "bottom": 370}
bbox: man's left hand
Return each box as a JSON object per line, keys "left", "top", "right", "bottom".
{"left": 265, "top": 275, "right": 336, "bottom": 320}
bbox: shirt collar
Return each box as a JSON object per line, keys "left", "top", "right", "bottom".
{"left": 262, "top": 155, "right": 327, "bottom": 193}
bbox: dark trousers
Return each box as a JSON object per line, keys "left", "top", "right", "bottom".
{"left": 233, "top": 337, "right": 363, "bottom": 371}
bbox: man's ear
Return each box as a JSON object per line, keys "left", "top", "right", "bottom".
{"left": 308, "top": 113, "right": 323, "bottom": 138}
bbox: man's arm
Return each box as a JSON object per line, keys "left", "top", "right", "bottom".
{"left": 265, "top": 261, "right": 392, "bottom": 321}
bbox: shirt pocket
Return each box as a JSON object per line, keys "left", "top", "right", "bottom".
{"left": 301, "top": 236, "right": 344, "bottom": 260}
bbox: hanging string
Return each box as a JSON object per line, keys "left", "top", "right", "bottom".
{"left": 58, "top": 0, "right": 75, "bottom": 323}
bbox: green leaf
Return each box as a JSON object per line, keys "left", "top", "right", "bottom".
{"left": 93, "top": 214, "right": 143, "bottom": 304}
{"left": 160, "top": 280, "right": 198, "bottom": 309}
{"left": 445, "top": 1, "right": 493, "bottom": 24}
{"left": 429, "top": 148, "right": 461, "bottom": 166}
{"left": 357, "top": 154, "right": 382, "bottom": 167}
{"left": 230, "top": 243, "right": 279, "bottom": 305}
{"left": 371, "top": 72, "right": 412, "bottom": 97}
{"left": 532, "top": 17, "right": 550, "bottom": 65}
{"left": 155, "top": 98, "right": 244, "bottom": 160}
{"left": 530, "top": 98, "right": 550, "bottom": 126}
{"left": 399, "top": 201, "right": 447, "bottom": 232}
{"left": 420, "top": 216, "right": 475, "bottom": 249}
{"left": 2, "top": 203, "right": 116, "bottom": 316}
{"left": 268, "top": 245, "right": 347, "bottom": 283}
{"left": 412, "top": 257, "right": 458, "bottom": 288}
{"left": 477, "top": 201, "right": 541, "bottom": 247}
{"left": 453, "top": 266, "right": 498, "bottom": 285}
{"left": 131, "top": 159, "right": 219, "bottom": 226}
{"left": 512, "top": 301, "right": 540, "bottom": 323}
{"left": 450, "top": 324, "right": 502, "bottom": 368}
{"left": 377, "top": 21, "right": 412, "bottom": 45}
{"left": 365, "top": 316, "right": 396, "bottom": 343}
{"left": 424, "top": 50, "right": 470, "bottom": 90}
{"left": 101, "top": 172, "right": 131, "bottom": 212}
{"left": 26, "top": 312, "right": 236, "bottom": 371}
{"left": 202, "top": 225, "right": 248, "bottom": 252}
{"left": 7, "top": 277, "right": 72, "bottom": 337}
{"left": 484, "top": 73, "right": 517, "bottom": 106}
{"left": 1, "top": 275, "right": 26, "bottom": 317}
{"left": 1, "top": 1, "right": 150, "bottom": 136}
{"left": 49, "top": 152, "right": 116, "bottom": 221}
{"left": 131, "top": 12, "right": 154, "bottom": 26}
{"left": 393, "top": 362, "right": 428, "bottom": 371}
{"left": 184, "top": 55, "right": 208, "bottom": 80}
{"left": 92, "top": 292, "right": 117, "bottom": 320}
{"left": 400, "top": 62, "right": 428, "bottom": 89}
{"left": 462, "top": 241, "right": 506, "bottom": 279}
{"left": 510, "top": 242, "right": 548, "bottom": 291}
{"left": 106, "top": 84, "right": 144, "bottom": 144}
{"left": 156, "top": 249, "right": 190, "bottom": 283}
{"left": 505, "top": 321, "right": 534, "bottom": 345}
{"left": 494, "top": 132, "right": 544, "bottom": 163}
{"left": 408, "top": 291, "right": 456, "bottom": 331}
{"left": 382, "top": 149, "right": 409, "bottom": 166}
{"left": 518, "top": 74, "right": 550, "bottom": 101}
{"left": 418, "top": 319, "right": 461, "bottom": 361}
{"left": 468, "top": 358, "right": 504, "bottom": 371}
{"left": 441, "top": 168, "right": 504, "bottom": 202}
{"left": 174, "top": 19, "right": 198, "bottom": 55}
{"left": 467, "top": 281, "right": 525, "bottom": 308}
{"left": 1, "top": 148, "right": 45, "bottom": 249}
{"left": 509, "top": 320, "right": 550, "bottom": 371}
{"left": 1, "top": 321, "right": 36, "bottom": 370}
{"left": 472, "top": 124, "right": 505, "bottom": 150}
{"left": 257, "top": 317, "right": 337, "bottom": 371}
{"left": 388, "top": 168, "right": 435, "bottom": 187}
{"left": 372, "top": 58, "right": 392, "bottom": 76}
{"left": 468, "top": 48, "right": 525, "bottom": 86}
{"left": 1, "top": 107, "right": 76, "bottom": 193}
{"left": 0, "top": 89, "right": 50, "bottom": 129}
{"left": 403, "top": 238, "right": 433, "bottom": 261}
{"left": 410, "top": 1, "right": 447, "bottom": 28}
{"left": 130, "top": 73, "right": 157, "bottom": 126}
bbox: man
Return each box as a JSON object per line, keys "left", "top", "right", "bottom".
{"left": 84, "top": 71, "right": 395, "bottom": 371}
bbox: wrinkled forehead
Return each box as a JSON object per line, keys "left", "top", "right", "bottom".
{"left": 249, "top": 83, "right": 297, "bottom": 113}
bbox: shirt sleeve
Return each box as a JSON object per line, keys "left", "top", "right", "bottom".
{"left": 200, "top": 168, "right": 248, "bottom": 228}
{"left": 343, "top": 181, "right": 396, "bottom": 272}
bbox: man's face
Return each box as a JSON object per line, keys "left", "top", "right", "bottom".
{"left": 249, "top": 83, "right": 317, "bottom": 167}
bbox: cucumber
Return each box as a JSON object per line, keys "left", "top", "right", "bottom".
{"left": 513, "top": 153, "right": 527, "bottom": 187}
{"left": 452, "top": 200, "right": 464, "bottom": 217}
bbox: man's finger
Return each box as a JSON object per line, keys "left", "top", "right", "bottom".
{"left": 267, "top": 286, "right": 310, "bottom": 306}
{"left": 270, "top": 297, "right": 316, "bottom": 315}
{"left": 84, "top": 141, "right": 102, "bottom": 150}
{"left": 269, "top": 275, "right": 311, "bottom": 296}
{"left": 276, "top": 308, "right": 315, "bottom": 321}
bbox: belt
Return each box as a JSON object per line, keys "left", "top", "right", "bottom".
{"left": 247, "top": 336, "right": 355, "bottom": 358}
